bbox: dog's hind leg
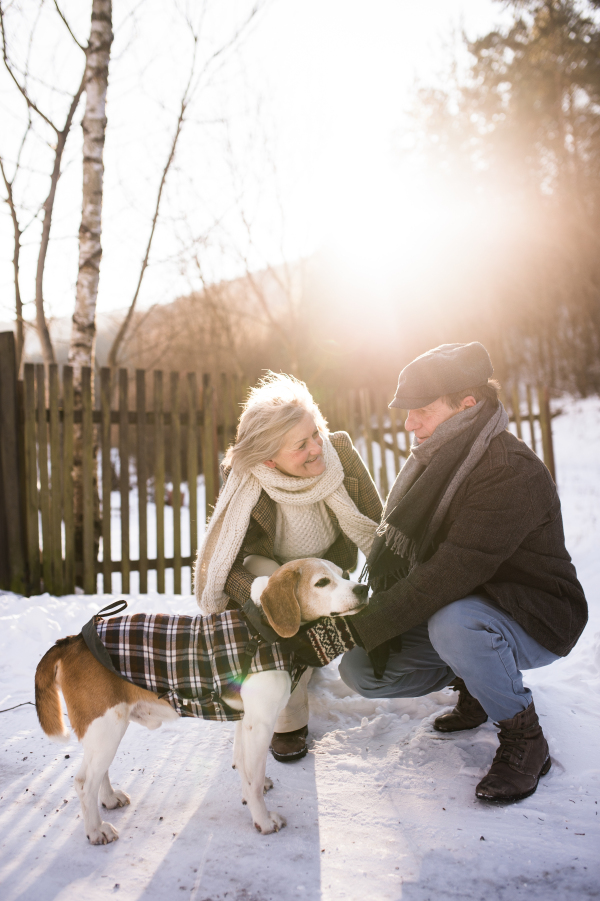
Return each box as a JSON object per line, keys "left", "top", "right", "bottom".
{"left": 99, "top": 771, "right": 131, "bottom": 810}
{"left": 239, "top": 671, "right": 291, "bottom": 834}
{"left": 75, "top": 703, "right": 130, "bottom": 844}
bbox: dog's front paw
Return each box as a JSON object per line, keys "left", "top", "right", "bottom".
{"left": 101, "top": 790, "right": 131, "bottom": 810}
{"left": 87, "top": 822, "right": 119, "bottom": 844}
{"left": 254, "top": 811, "right": 286, "bottom": 834}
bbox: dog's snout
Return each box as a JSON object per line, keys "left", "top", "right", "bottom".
{"left": 352, "top": 583, "right": 368, "bottom": 601}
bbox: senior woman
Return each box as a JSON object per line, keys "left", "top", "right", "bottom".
{"left": 194, "top": 372, "right": 382, "bottom": 762}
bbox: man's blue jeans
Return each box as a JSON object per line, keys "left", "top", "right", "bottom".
{"left": 339, "top": 595, "right": 559, "bottom": 722}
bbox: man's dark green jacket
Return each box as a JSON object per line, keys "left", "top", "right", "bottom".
{"left": 354, "top": 429, "right": 587, "bottom": 656}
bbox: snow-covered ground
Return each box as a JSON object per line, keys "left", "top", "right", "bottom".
{"left": 1, "top": 397, "right": 599, "bottom": 901}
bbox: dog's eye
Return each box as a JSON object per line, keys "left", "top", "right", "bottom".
{"left": 315, "top": 578, "right": 331, "bottom": 588}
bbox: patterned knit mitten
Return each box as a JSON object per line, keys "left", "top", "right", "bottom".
{"left": 280, "top": 616, "right": 363, "bottom": 668}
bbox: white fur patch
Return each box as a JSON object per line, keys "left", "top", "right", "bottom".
{"left": 250, "top": 576, "right": 269, "bottom": 606}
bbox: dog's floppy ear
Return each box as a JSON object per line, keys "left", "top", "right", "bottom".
{"left": 259, "top": 568, "right": 301, "bottom": 638}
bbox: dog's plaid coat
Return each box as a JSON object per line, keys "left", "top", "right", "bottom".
{"left": 94, "top": 610, "right": 304, "bottom": 722}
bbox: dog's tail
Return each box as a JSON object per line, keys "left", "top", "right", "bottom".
{"left": 35, "top": 637, "right": 74, "bottom": 742}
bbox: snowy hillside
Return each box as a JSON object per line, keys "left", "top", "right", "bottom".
{"left": 1, "top": 397, "right": 599, "bottom": 901}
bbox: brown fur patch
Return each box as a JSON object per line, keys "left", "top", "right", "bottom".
{"left": 36, "top": 634, "right": 170, "bottom": 740}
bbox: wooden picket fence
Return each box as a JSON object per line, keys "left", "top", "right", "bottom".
{"left": 0, "top": 330, "right": 557, "bottom": 597}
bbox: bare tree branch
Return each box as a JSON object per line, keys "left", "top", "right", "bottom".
{"left": 107, "top": 51, "right": 194, "bottom": 369}
{"left": 34, "top": 66, "right": 86, "bottom": 365}
{"left": 0, "top": 4, "right": 57, "bottom": 132}
{"left": 0, "top": 153, "right": 24, "bottom": 369}
{"left": 53, "top": 0, "right": 85, "bottom": 51}
{"left": 107, "top": 1, "right": 270, "bottom": 369}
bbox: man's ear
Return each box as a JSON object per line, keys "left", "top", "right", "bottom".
{"left": 462, "top": 395, "right": 477, "bottom": 410}
{"left": 258, "top": 568, "right": 301, "bottom": 638}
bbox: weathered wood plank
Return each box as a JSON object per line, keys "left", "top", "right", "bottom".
{"left": 81, "top": 367, "right": 95, "bottom": 594}
{"left": 202, "top": 374, "right": 219, "bottom": 516}
{"left": 399, "top": 409, "right": 410, "bottom": 458}
{"left": 511, "top": 385, "right": 523, "bottom": 440}
{"left": 359, "top": 388, "right": 375, "bottom": 479}
{"left": 389, "top": 405, "right": 400, "bottom": 476}
{"left": 62, "top": 366, "right": 75, "bottom": 594}
{"left": 526, "top": 384, "right": 537, "bottom": 453}
{"left": 221, "top": 372, "right": 231, "bottom": 454}
{"left": 375, "top": 391, "right": 389, "bottom": 498}
{"left": 36, "top": 364, "right": 52, "bottom": 592}
{"left": 171, "top": 371, "right": 182, "bottom": 594}
{"left": 100, "top": 368, "right": 112, "bottom": 594}
{"left": 347, "top": 389, "right": 357, "bottom": 445}
{"left": 154, "top": 371, "right": 165, "bottom": 593}
{"left": 48, "top": 364, "right": 63, "bottom": 594}
{"left": 23, "top": 364, "right": 40, "bottom": 593}
{"left": 119, "top": 369, "right": 130, "bottom": 594}
{"left": 90, "top": 553, "right": 195, "bottom": 575}
{"left": 0, "top": 332, "right": 26, "bottom": 592}
{"left": 538, "top": 386, "right": 556, "bottom": 483}
{"left": 187, "top": 372, "right": 198, "bottom": 578}
{"left": 136, "top": 370, "right": 148, "bottom": 594}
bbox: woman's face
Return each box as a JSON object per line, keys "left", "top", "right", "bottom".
{"left": 264, "top": 412, "right": 326, "bottom": 478}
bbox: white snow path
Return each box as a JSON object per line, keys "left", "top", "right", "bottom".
{"left": 1, "top": 397, "right": 599, "bottom": 901}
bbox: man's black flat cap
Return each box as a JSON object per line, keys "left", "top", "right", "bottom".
{"left": 389, "top": 342, "right": 494, "bottom": 409}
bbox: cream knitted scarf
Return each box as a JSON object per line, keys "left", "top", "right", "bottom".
{"left": 194, "top": 436, "right": 378, "bottom": 614}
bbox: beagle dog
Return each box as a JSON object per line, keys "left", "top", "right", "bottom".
{"left": 35, "top": 559, "right": 368, "bottom": 843}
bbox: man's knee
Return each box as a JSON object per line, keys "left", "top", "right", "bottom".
{"left": 339, "top": 648, "right": 379, "bottom": 698}
{"left": 428, "top": 598, "right": 485, "bottom": 658}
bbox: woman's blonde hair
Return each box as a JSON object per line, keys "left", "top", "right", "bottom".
{"left": 224, "top": 372, "right": 328, "bottom": 474}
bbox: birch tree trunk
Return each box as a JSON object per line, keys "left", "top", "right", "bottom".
{"left": 68, "top": 0, "right": 113, "bottom": 575}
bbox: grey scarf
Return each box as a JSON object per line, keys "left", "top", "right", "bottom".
{"left": 367, "top": 400, "right": 509, "bottom": 582}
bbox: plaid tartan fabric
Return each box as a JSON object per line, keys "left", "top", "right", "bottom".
{"left": 222, "top": 431, "right": 383, "bottom": 608}
{"left": 95, "top": 610, "right": 300, "bottom": 722}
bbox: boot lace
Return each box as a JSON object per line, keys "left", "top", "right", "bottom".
{"left": 492, "top": 728, "right": 527, "bottom": 766}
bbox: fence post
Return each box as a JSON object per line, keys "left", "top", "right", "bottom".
{"left": 49, "top": 364, "right": 63, "bottom": 595}
{"left": 202, "top": 374, "right": 219, "bottom": 515}
{"left": 119, "top": 369, "right": 130, "bottom": 594}
{"left": 537, "top": 386, "right": 556, "bottom": 483}
{"left": 82, "top": 367, "right": 95, "bottom": 594}
{"left": 511, "top": 385, "right": 522, "bottom": 440}
{"left": 136, "top": 370, "right": 148, "bottom": 594}
{"left": 171, "top": 371, "right": 182, "bottom": 594}
{"left": 154, "top": 371, "right": 165, "bottom": 593}
{"left": 23, "top": 364, "right": 40, "bottom": 594}
{"left": 63, "top": 367, "right": 75, "bottom": 594}
{"left": 0, "top": 332, "right": 26, "bottom": 593}
{"left": 36, "top": 364, "right": 52, "bottom": 592}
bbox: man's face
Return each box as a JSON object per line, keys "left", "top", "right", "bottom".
{"left": 405, "top": 396, "right": 476, "bottom": 444}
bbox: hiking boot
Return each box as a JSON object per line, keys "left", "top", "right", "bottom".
{"left": 270, "top": 726, "right": 309, "bottom": 762}
{"left": 476, "top": 700, "right": 551, "bottom": 803}
{"left": 433, "top": 678, "right": 488, "bottom": 733}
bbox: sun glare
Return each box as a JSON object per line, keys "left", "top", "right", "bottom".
{"left": 320, "top": 166, "right": 481, "bottom": 288}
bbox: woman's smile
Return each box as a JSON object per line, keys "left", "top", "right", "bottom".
{"left": 265, "top": 412, "right": 326, "bottom": 478}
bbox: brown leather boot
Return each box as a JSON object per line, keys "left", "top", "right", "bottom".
{"left": 476, "top": 700, "right": 551, "bottom": 802}
{"left": 433, "top": 678, "right": 488, "bottom": 733}
{"left": 270, "top": 726, "right": 309, "bottom": 763}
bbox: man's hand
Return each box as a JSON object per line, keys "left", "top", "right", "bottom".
{"left": 279, "top": 616, "right": 364, "bottom": 668}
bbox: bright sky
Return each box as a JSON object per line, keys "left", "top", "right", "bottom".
{"left": 0, "top": 0, "right": 510, "bottom": 329}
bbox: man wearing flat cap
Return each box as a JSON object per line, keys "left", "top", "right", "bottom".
{"left": 337, "top": 341, "right": 588, "bottom": 803}
{"left": 285, "top": 341, "right": 587, "bottom": 804}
